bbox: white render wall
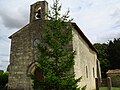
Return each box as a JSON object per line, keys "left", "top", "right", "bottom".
{"left": 72, "top": 28, "right": 97, "bottom": 90}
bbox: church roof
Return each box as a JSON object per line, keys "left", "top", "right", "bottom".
{"left": 9, "top": 21, "right": 97, "bottom": 54}
{"left": 9, "top": 24, "right": 29, "bottom": 39}
{"left": 71, "top": 22, "right": 97, "bottom": 53}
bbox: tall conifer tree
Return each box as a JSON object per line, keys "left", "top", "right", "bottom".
{"left": 32, "top": 0, "right": 85, "bottom": 90}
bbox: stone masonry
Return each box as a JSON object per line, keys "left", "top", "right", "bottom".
{"left": 8, "top": 1, "right": 48, "bottom": 90}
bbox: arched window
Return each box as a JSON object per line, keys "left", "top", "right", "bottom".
{"left": 86, "top": 66, "right": 88, "bottom": 78}
{"left": 27, "top": 62, "right": 43, "bottom": 80}
{"left": 93, "top": 67, "right": 95, "bottom": 78}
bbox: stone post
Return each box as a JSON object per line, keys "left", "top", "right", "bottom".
{"left": 107, "top": 77, "right": 112, "bottom": 90}
{"left": 95, "top": 78, "right": 99, "bottom": 90}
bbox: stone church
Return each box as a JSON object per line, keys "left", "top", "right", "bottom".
{"left": 8, "top": 1, "right": 101, "bottom": 90}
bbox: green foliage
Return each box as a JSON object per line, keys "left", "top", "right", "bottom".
{"left": 47, "top": 0, "right": 73, "bottom": 22}
{"left": 93, "top": 43, "right": 110, "bottom": 78}
{"left": 0, "top": 70, "right": 4, "bottom": 75}
{"left": 94, "top": 38, "right": 120, "bottom": 77}
{"left": 106, "top": 38, "right": 120, "bottom": 69}
{"left": 0, "top": 70, "right": 8, "bottom": 89}
{"left": 32, "top": 0, "right": 82, "bottom": 90}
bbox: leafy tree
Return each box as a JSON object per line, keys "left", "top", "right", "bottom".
{"left": 106, "top": 38, "right": 120, "bottom": 69}
{"left": 0, "top": 70, "right": 8, "bottom": 90}
{"left": 93, "top": 43, "right": 110, "bottom": 78}
{"left": 94, "top": 38, "right": 120, "bottom": 77}
{"left": 32, "top": 0, "right": 84, "bottom": 90}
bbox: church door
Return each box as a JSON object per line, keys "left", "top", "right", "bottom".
{"left": 34, "top": 68, "right": 43, "bottom": 80}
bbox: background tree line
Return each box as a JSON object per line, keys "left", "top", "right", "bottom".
{"left": 94, "top": 38, "right": 120, "bottom": 78}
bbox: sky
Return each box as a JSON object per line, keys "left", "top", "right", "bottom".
{"left": 0, "top": 0, "right": 120, "bottom": 70}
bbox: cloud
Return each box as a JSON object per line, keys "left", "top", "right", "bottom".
{"left": 0, "top": 54, "right": 9, "bottom": 70}
{"left": 0, "top": 0, "right": 33, "bottom": 29}
{"left": 111, "top": 8, "right": 120, "bottom": 29}
{"left": 0, "top": 26, "right": 11, "bottom": 70}
{"left": 0, "top": 12, "right": 25, "bottom": 29}
{"left": 0, "top": 0, "right": 120, "bottom": 70}
{"left": 71, "top": 0, "right": 120, "bottom": 43}
{"left": 0, "top": 6, "right": 28, "bottom": 29}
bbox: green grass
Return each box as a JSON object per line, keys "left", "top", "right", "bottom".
{"left": 99, "top": 87, "right": 107, "bottom": 90}
{"left": 100, "top": 87, "right": 120, "bottom": 90}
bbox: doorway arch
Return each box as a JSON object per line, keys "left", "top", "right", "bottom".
{"left": 27, "top": 61, "right": 39, "bottom": 76}
{"left": 27, "top": 61, "right": 43, "bottom": 80}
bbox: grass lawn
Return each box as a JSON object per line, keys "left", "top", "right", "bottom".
{"left": 100, "top": 87, "right": 120, "bottom": 90}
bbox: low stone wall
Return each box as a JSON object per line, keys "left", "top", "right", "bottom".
{"left": 107, "top": 74, "right": 120, "bottom": 87}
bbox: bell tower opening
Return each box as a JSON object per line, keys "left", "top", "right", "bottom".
{"left": 35, "top": 6, "right": 42, "bottom": 19}
{"left": 30, "top": 1, "right": 48, "bottom": 22}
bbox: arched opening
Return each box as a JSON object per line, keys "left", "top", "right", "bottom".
{"left": 27, "top": 62, "right": 44, "bottom": 80}
{"left": 34, "top": 68, "right": 43, "bottom": 80}
{"left": 93, "top": 67, "right": 95, "bottom": 78}
{"left": 35, "top": 6, "right": 42, "bottom": 19}
{"left": 27, "top": 61, "right": 38, "bottom": 76}
{"left": 86, "top": 66, "right": 88, "bottom": 78}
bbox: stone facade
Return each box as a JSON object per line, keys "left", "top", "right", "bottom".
{"left": 72, "top": 24, "right": 98, "bottom": 90}
{"left": 8, "top": 20, "right": 45, "bottom": 90}
{"left": 8, "top": 1, "right": 48, "bottom": 90}
{"left": 8, "top": 1, "right": 100, "bottom": 90}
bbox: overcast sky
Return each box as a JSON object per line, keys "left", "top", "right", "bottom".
{"left": 0, "top": 0, "right": 120, "bottom": 70}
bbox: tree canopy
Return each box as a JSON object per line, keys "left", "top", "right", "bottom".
{"left": 94, "top": 38, "right": 120, "bottom": 77}
{"left": 93, "top": 43, "right": 110, "bottom": 77}
{"left": 106, "top": 38, "right": 120, "bottom": 69}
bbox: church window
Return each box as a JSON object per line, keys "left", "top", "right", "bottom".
{"left": 86, "top": 66, "right": 88, "bottom": 78}
{"left": 33, "top": 38, "right": 40, "bottom": 47}
{"left": 93, "top": 67, "right": 95, "bottom": 78}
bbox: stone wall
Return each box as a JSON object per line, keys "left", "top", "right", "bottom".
{"left": 8, "top": 20, "right": 44, "bottom": 90}
{"left": 72, "top": 28, "right": 97, "bottom": 90}
{"left": 107, "top": 74, "right": 120, "bottom": 87}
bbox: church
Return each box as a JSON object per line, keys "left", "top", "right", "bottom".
{"left": 8, "top": 1, "right": 101, "bottom": 90}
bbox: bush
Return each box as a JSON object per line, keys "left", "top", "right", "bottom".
{"left": 0, "top": 70, "right": 9, "bottom": 90}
